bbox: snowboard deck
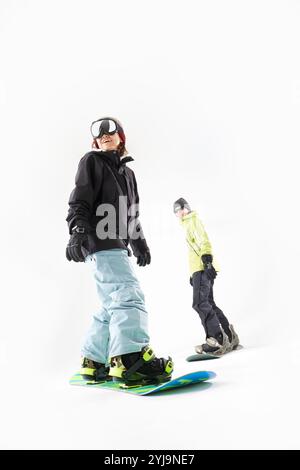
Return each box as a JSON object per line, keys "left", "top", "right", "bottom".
{"left": 186, "top": 345, "right": 243, "bottom": 362}
{"left": 69, "top": 370, "right": 216, "bottom": 396}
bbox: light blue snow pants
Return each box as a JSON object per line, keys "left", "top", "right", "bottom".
{"left": 81, "top": 249, "right": 150, "bottom": 364}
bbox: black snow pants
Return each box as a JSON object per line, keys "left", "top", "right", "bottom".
{"left": 192, "top": 270, "right": 230, "bottom": 339}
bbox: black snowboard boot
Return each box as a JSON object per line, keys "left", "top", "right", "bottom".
{"left": 195, "top": 327, "right": 230, "bottom": 356}
{"left": 80, "top": 357, "right": 110, "bottom": 382}
{"left": 109, "top": 346, "right": 173, "bottom": 386}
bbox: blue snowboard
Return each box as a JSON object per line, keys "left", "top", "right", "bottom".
{"left": 70, "top": 370, "right": 216, "bottom": 396}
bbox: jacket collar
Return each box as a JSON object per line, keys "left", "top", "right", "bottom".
{"left": 95, "top": 150, "right": 134, "bottom": 174}
{"left": 119, "top": 156, "right": 134, "bottom": 173}
{"left": 180, "top": 210, "right": 197, "bottom": 223}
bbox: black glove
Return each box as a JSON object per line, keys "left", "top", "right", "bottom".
{"left": 201, "top": 254, "right": 217, "bottom": 281}
{"left": 189, "top": 276, "right": 193, "bottom": 287}
{"left": 136, "top": 250, "right": 151, "bottom": 267}
{"left": 66, "top": 225, "right": 89, "bottom": 262}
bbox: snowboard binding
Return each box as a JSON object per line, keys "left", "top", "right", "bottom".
{"left": 80, "top": 357, "right": 111, "bottom": 383}
{"left": 109, "top": 346, "right": 173, "bottom": 388}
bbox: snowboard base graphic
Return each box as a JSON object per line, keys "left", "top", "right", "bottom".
{"left": 186, "top": 345, "right": 243, "bottom": 362}
{"left": 69, "top": 370, "right": 216, "bottom": 396}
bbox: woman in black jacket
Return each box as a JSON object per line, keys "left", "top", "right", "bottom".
{"left": 66, "top": 117, "right": 173, "bottom": 385}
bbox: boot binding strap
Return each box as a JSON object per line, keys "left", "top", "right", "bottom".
{"left": 123, "top": 346, "right": 155, "bottom": 380}
{"left": 164, "top": 358, "right": 173, "bottom": 374}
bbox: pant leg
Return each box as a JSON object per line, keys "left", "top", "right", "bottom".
{"left": 209, "top": 280, "right": 231, "bottom": 337}
{"left": 81, "top": 255, "right": 110, "bottom": 364}
{"left": 92, "top": 249, "right": 150, "bottom": 358}
{"left": 192, "top": 270, "right": 222, "bottom": 339}
{"left": 81, "top": 307, "right": 110, "bottom": 364}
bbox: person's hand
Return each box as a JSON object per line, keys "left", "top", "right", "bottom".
{"left": 201, "top": 254, "right": 217, "bottom": 281}
{"left": 136, "top": 250, "right": 151, "bottom": 267}
{"left": 66, "top": 226, "right": 89, "bottom": 262}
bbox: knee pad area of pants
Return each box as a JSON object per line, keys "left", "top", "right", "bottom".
{"left": 111, "top": 285, "right": 145, "bottom": 305}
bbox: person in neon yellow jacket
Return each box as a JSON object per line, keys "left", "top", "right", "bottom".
{"left": 174, "top": 198, "right": 239, "bottom": 356}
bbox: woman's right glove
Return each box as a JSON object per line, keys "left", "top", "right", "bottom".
{"left": 201, "top": 254, "right": 217, "bottom": 281}
{"left": 136, "top": 249, "right": 151, "bottom": 267}
{"left": 66, "top": 225, "right": 89, "bottom": 262}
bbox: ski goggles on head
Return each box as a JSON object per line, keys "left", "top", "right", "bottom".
{"left": 90, "top": 118, "right": 120, "bottom": 139}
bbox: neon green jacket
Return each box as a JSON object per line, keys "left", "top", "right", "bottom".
{"left": 180, "top": 211, "right": 218, "bottom": 275}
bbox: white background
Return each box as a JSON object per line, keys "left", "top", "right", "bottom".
{"left": 1, "top": 0, "right": 300, "bottom": 450}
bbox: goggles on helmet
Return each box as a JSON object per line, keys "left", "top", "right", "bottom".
{"left": 90, "top": 118, "right": 120, "bottom": 139}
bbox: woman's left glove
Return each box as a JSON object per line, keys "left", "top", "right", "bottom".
{"left": 66, "top": 225, "right": 89, "bottom": 262}
{"left": 136, "top": 250, "right": 151, "bottom": 267}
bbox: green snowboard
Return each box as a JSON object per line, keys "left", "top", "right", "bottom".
{"left": 69, "top": 370, "right": 216, "bottom": 396}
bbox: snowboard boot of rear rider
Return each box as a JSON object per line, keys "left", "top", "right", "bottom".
{"left": 109, "top": 346, "right": 173, "bottom": 386}
{"left": 195, "top": 324, "right": 239, "bottom": 356}
{"left": 195, "top": 325, "right": 230, "bottom": 356}
{"left": 80, "top": 357, "right": 111, "bottom": 382}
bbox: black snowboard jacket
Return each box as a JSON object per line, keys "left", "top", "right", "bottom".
{"left": 66, "top": 150, "right": 149, "bottom": 257}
